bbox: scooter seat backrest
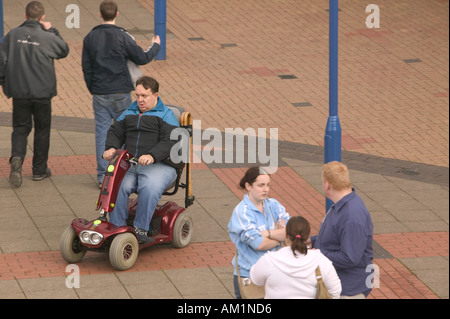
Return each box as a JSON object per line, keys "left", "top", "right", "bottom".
{"left": 166, "top": 105, "right": 184, "bottom": 125}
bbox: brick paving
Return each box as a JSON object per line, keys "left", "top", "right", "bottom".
{"left": 0, "top": 0, "right": 448, "bottom": 300}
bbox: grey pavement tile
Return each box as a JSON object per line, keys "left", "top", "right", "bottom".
{"left": 48, "top": 131, "right": 77, "bottom": 156}
{"left": 0, "top": 198, "right": 28, "bottom": 219}
{"left": 369, "top": 191, "right": 429, "bottom": 211}
{"left": 372, "top": 221, "right": 411, "bottom": 234}
{"left": 18, "top": 276, "right": 71, "bottom": 292}
{"left": 399, "top": 257, "right": 449, "bottom": 299}
{"left": 0, "top": 292, "right": 26, "bottom": 299}
{"left": 71, "top": 273, "right": 131, "bottom": 299}
{"left": 186, "top": 201, "right": 229, "bottom": 243}
{"left": 192, "top": 177, "right": 232, "bottom": 199}
{"left": 348, "top": 171, "right": 391, "bottom": 183}
{"left": 392, "top": 209, "right": 446, "bottom": 222}
{"left": 39, "top": 226, "right": 68, "bottom": 251}
{"left": 370, "top": 210, "right": 397, "bottom": 222}
{"left": 0, "top": 180, "right": 19, "bottom": 197}
{"left": 52, "top": 175, "right": 101, "bottom": 195}
{"left": 56, "top": 131, "right": 96, "bottom": 156}
{"left": 164, "top": 268, "right": 232, "bottom": 298}
{"left": 353, "top": 181, "right": 403, "bottom": 193}
{"left": 210, "top": 266, "right": 235, "bottom": 297}
{"left": 75, "top": 273, "right": 122, "bottom": 288}
{"left": 196, "top": 196, "right": 240, "bottom": 231}
{"left": 25, "top": 289, "right": 79, "bottom": 299}
{"left": 0, "top": 279, "right": 22, "bottom": 295}
{"left": 385, "top": 176, "right": 447, "bottom": 191}
{"left": 355, "top": 194, "right": 385, "bottom": 212}
{"left": 400, "top": 256, "right": 449, "bottom": 270}
{"left": 20, "top": 195, "right": 74, "bottom": 218}
{"left": 11, "top": 181, "right": 60, "bottom": 197}
{"left": 62, "top": 193, "right": 101, "bottom": 220}
{"left": 76, "top": 286, "right": 130, "bottom": 299}
{"left": 403, "top": 220, "right": 449, "bottom": 232}
{"left": 0, "top": 239, "right": 50, "bottom": 253}
{"left": 432, "top": 209, "right": 450, "bottom": 223}
{"left": 117, "top": 271, "right": 181, "bottom": 299}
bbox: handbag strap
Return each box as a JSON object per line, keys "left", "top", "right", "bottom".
{"left": 315, "top": 266, "right": 323, "bottom": 281}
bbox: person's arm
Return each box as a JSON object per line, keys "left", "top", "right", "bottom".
{"left": 321, "top": 222, "right": 369, "bottom": 269}
{"left": 103, "top": 148, "right": 116, "bottom": 161}
{"left": 319, "top": 256, "right": 342, "bottom": 299}
{"left": 0, "top": 33, "right": 10, "bottom": 86}
{"left": 257, "top": 199, "right": 289, "bottom": 250}
{"left": 125, "top": 32, "right": 160, "bottom": 65}
{"left": 81, "top": 37, "right": 94, "bottom": 94}
{"left": 41, "top": 20, "right": 69, "bottom": 59}
{"left": 104, "top": 117, "right": 127, "bottom": 155}
{"left": 250, "top": 254, "right": 269, "bottom": 286}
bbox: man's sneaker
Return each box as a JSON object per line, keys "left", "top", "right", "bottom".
{"left": 9, "top": 156, "right": 23, "bottom": 188}
{"left": 32, "top": 168, "right": 52, "bottom": 181}
{"left": 134, "top": 226, "right": 155, "bottom": 245}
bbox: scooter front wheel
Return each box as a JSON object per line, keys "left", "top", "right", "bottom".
{"left": 109, "top": 232, "right": 139, "bottom": 271}
{"left": 60, "top": 225, "right": 86, "bottom": 263}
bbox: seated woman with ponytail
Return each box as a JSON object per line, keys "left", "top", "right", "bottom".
{"left": 250, "top": 216, "right": 342, "bottom": 299}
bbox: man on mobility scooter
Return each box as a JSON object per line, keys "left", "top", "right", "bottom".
{"left": 102, "top": 76, "right": 178, "bottom": 244}
{"left": 60, "top": 76, "right": 194, "bottom": 270}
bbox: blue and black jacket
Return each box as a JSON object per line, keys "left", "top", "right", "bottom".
{"left": 105, "top": 98, "right": 179, "bottom": 162}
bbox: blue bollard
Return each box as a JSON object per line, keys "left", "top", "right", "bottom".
{"left": 324, "top": 0, "right": 341, "bottom": 211}
{"left": 154, "top": 0, "right": 166, "bottom": 60}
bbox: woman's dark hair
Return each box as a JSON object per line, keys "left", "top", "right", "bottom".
{"left": 286, "top": 216, "right": 310, "bottom": 256}
{"left": 239, "top": 166, "right": 270, "bottom": 189}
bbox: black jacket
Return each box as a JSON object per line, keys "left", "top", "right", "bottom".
{"left": 82, "top": 24, "right": 160, "bottom": 95}
{"left": 105, "top": 99, "right": 179, "bottom": 162}
{"left": 0, "top": 20, "right": 69, "bottom": 99}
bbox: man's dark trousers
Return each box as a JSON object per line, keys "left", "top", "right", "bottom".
{"left": 11, "top": 98, "right": 52, "bottom": 175}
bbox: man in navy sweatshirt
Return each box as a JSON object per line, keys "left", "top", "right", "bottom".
{"left": 310, "top": 161, "right": 374, "bottom": 298}
{"left": 82, "top": 0, "right": 160, "bottom": 188}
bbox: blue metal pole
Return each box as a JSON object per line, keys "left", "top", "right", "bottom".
{"left": 324, "top": 0, "right": 342, "bottom": 211}
{"left": 0, "top": 0, "right": 4, "bottom": 44}
{"left": 154, "top": 0, "right": 166, "bottom": 60}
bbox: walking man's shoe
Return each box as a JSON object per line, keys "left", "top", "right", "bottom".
{"left": 32, "top": 168, "right": 52, "bottom": 181}
{"left": 9, "top": 156, "right": 23, "bottom": 188}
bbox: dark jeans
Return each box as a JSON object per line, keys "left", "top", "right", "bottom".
{"left": 11, "top": 98, "right": 52, "bottom": 175}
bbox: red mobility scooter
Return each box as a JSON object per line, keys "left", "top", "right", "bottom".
{"left": 60, "top": 107, "right": 195, "bottom": 271}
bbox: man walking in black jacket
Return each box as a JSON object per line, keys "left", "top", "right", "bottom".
{"left": 82, "top": 0, "right": 161, "bottom": 188}
{"left": 0, "top": 1, "right": 69, "bottom": 188}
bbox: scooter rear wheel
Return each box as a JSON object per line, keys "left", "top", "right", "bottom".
{"left": 109, "top": 232, "right": 139, "bottom": 271}
{"left": 60, "top": 225, "right": 86, "bottom": 263}
{"left": 172, "top": 211, "right": 193, "bottom": 248}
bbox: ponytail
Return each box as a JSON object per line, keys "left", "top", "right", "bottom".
{"left": 286, "top": 216, "right": 311, "bottom": 256}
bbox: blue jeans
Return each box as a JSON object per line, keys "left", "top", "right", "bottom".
{"left": 109, "top": 162, "right": 177, "bottom": 231}
{"left": 93, "top": 93, "right": 131, "bottom": 183}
